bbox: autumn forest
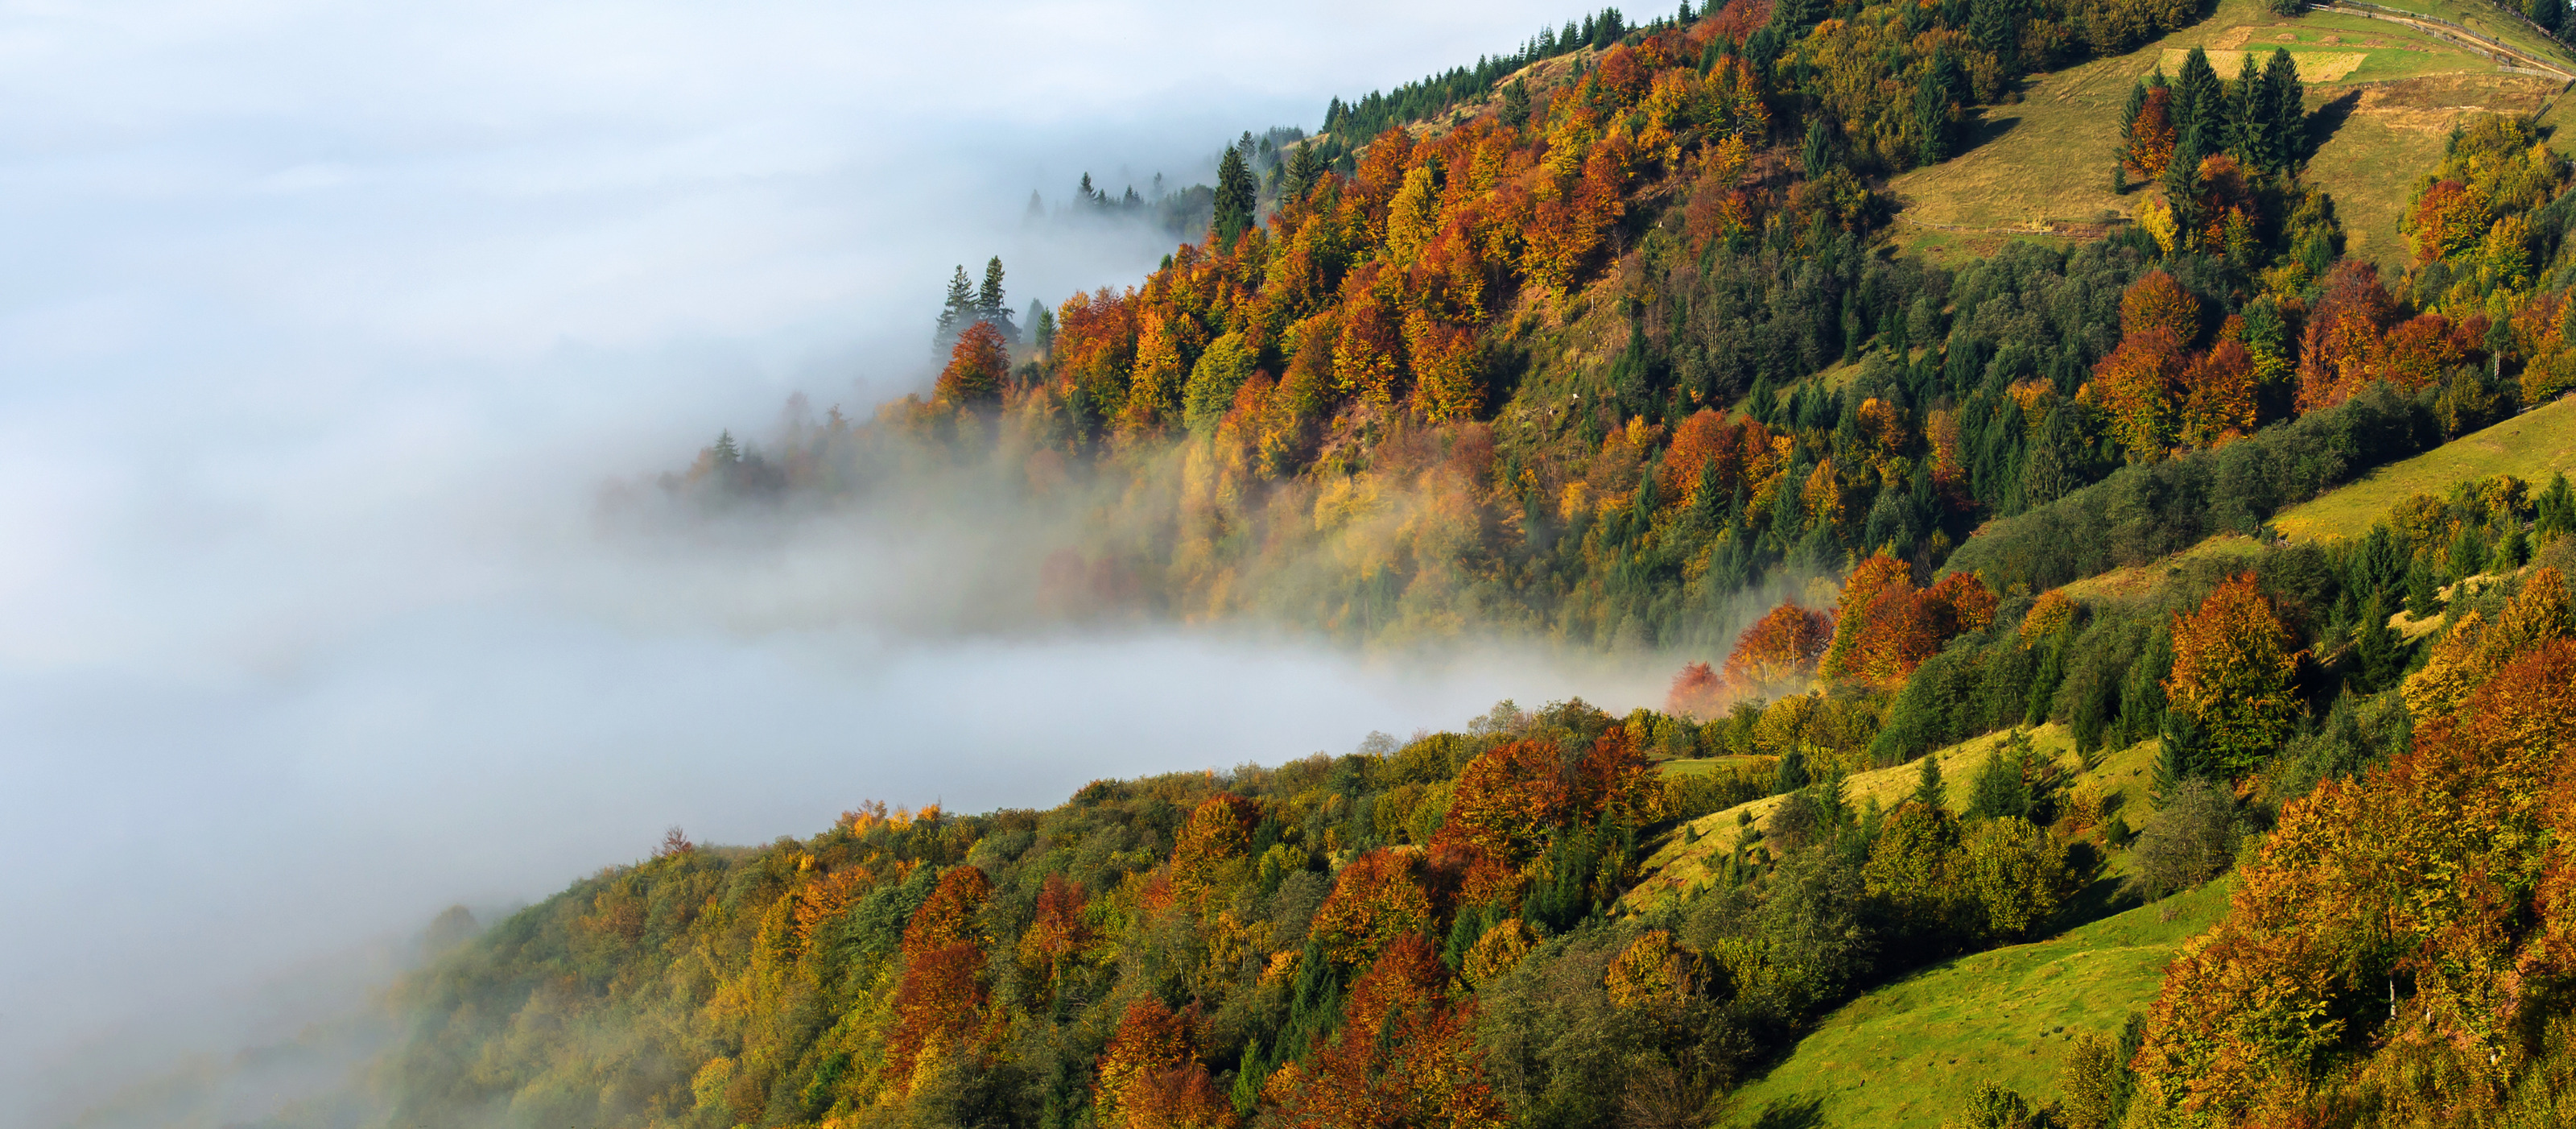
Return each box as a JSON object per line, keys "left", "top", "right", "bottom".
{"left": 369, "top": 0, "right": 2576, "bottom": 1127}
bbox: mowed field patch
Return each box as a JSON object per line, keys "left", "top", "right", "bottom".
{"left": 2269, "top": 395, "right": 2576, "bottom": 541}
{"left": 1726, "top": 879, "right": 2234, "bottom": 1128}
{"left": 2161, "top": 46, "right": 2368, "bottom": 81}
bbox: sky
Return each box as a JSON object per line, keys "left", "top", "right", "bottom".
{"left": 0, "top": 0, "right": 1652, "bottom": 1123}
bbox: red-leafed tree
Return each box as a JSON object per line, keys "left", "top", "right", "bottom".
{"left": 1309, "top": 848, "right": 1433, "bottom": 967}
{"left": 1095, "top": 999, "right": 1234, "bottom": 1129}
{"left": 935, "top": 320, "right": 1012, "bottom": 407}
{"left": 1665, "top": 660, "right": 1724, "bottom": 719}
{"left": 1434, "top": 739, "right": 1571, "bottom": 862}
{"left": 1721, "top": 602, "right": 1834, "bottom": 692}
{"left": 2165, "top": 573, "right": 2302, "bottom": 775}
{"left": 1265, "top": 934, "right": 1505, "bottom": 1129}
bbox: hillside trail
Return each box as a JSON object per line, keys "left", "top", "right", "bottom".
{"left": 2319, "top": 0, "right": 2576, "bottom": 81}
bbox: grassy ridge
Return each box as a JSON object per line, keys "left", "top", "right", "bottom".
{"left": 1725, "top": 879, "right": 2233, "bottom": 1127}
{"left": 1627, "top": 725, "right": 2163, "bottom": 912}
{"left": 2268, "top": 393, "right": 2576, "bottom": 541}
{"left": 1886, "top": 0, "right": 2561, "bottom": 270}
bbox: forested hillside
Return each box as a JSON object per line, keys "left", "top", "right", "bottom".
{"left": 355, "top": 0, "right": 2576, "bottom": 1126}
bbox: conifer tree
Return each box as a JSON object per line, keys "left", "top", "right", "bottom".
{"left": 1971, "top": 0, "right": 2023, "bottom": 71}
{"left": 2405, "top": 560, "right": 2443, "bottom": 618}
{"left": 2174, "top": 48, "right": 2221, "bottom": 155}
{"left": 1803, "top": 116, "right": 1835, "bottom": 172}
{"left": 1501, "top": 78, "right": 1532, "bottom": 128}
{"left": 2263, "top": 48, "right": 2305, "bottom": 168}
{"left": 976, "top": 257, "right": 1016, "bottom": 341}
{"left": 2353, "top": 593, "right": 2402, "bottom": 692}
{"left": 934, "top": 265, "right": 976, "bottom": 351}
{"left": 1913, "top": 50, "right": 1962, "bottom": 166}
{"left": 1913, "top": 751, "right": 1947, "bottom": 810}
{"left": 1214, "top": 142, "right": 1257, "bottom": 250}
{"left": 2227, "top": 52, "right": 2264, "bottom": 167}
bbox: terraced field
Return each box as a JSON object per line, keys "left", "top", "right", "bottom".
{"left": 1725, "top": 880, "right": 2235, "bottom": 1127}
{"left": 1888, "top": 0, "right": 2574, "bottom": 270}
{"left": 2267, "top": 395, "right": 2576, "bottom": 542}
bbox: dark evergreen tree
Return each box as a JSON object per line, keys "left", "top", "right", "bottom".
{"left": 2263, "top": 48, "right": 2305, "bottom": 167}
{"left": 2352, "top": 593, "right": 2401, "bottom": 693}
{"left": 1501, "top": 78, "right": 1532, "bottom": 128}
{"left": 2227, "top": 52, "right": 2265, "bottom": 167}
{"left": 934, "top": 265, "right": 976, "bottom": 350}
{"left": 1214, "top": 141, "right": 1257, "bottom": 250}
{"left": 1913, "top": 50, "right": 1963, "bottom": 167}
{"left": 1804, "top": 115, "right": 1835, "bottom": 172}
{"left": 976, "top": 256, "right": 1016, "bottom": 342}
{"left": 1913, "top": 751, "right": 1947, "bottom": 810}
{"left": 2405, "top": 559, "right": 2442, "bottom": 618}
{"left": 1970, "top": 0, "right": 2024, "bottom": 70}
{"left": 1775, "top": 746, "right": 1812, "bottom": 794}
{"left": 2174, "top": 47, "right": 2221, "bottom": 155}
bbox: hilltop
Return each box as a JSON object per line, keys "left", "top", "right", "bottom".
{"left": 323, "top": 0, "right": 2576, "bottom": 1127}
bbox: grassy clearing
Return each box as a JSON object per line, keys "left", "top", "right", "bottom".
{"left": 1886, "top": 0, "right": 2552, "bottom": 267}
{"left": 2269, "top": 395, "right": 2576, "bottom": 541}
{"left": 2055, "top": 533, "right": 2271, "bottom": 606}
{"left": 2306, "top": 69, "right": 2562, "bottom": 269}
{"left": 1629, "top": 724, "right": 2162, "bottom": 912}
{"left": 1724, "top": 879, "right": 2234, "bottom": 1128}
{"left": 2334, "top": 0, "right": 2576, "bottom": 72}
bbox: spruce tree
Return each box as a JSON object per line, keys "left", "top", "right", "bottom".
{"left": 1913, "top": 51, "right": 1961, "bottom": 167}
{"left": 2354, "top": 593, "right": 2401, "bottom": 692}
{"left": 2152, "top": 709, "right": 2205, "bottom": 804}
{"left": 2174, "top": 47, "right": 2221, "bottom": 155}
{"left": 1501, "top": 79, "right": 1532, "bottom": 128}
{"left": 1803, "top": 116, "right": 1835, "bottom": 172}
{"left": 2405, "top": 560, "right": 2442, "bottom": 619}
{"left": 1913, "top": 751, "right": 1947, "bottom": 810}
{"left": 2263, "top": 48, "right": 2305, "bottom": 168}
{"left": 2120, "top": 78, "right": 2149, "bottom": 147}
{"left": 1970, "top": 0, "right": 2023, "bottom": 70}
{"left": 2227, "top": 52, "right": 2264, "bottom": 167}
{"left": 976, "top": 257, "right": 1015, "bottom": 341}
{"left": 934, "top": 265, "right": 976, "bottom": 350}
{"left": 1214, "top": 142, "right": 1257, "bottom": 250}
{"left": 1774, "top": 747, "right": 1811, "bottom": 794}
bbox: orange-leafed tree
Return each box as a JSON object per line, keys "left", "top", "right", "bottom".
{"left": 1017, "top": 873, "right": 1093, "bottom": 995}
{"left": 1309, "top": 848, "right": 1433, "bottom": 967}
{"left": 886, "top": 863, "right": 997, "bottom": 1087}
{"left": 2119, "top": 270, "right": 2200, "bottom": 343}
{"left": 1821, "top": 554, "right": 1992, "bottom": 687}
{"left": 1568, "top": 726, "right": 1657, "bottom": 828}
{"left": 2128, "top": 638, "right": 2576, "bottom": 1126}
{"left": 2088, "top": 326, "right": 2186, "bottom": 461}
{"left": 1435, "top": 739, "right": 1571, "bottom": 862}
{"left": 1665, "top": 660, "right": 1725, "bottom": 719}
{"left": 2124, "top": 87, "right": 2178, "bottom": 180}
{"left": 2296, "top": 261, "right": 2401, "bottom": 412}
{"left": 1170, "top": 792, "right": 1261, "bottom": 905}
{"left": 935, "top": 320, "right": 1011, "bottom": 407}
{"left": 1265, "top": 933, "right": 1505, "bottom": 1129}
{"left": 1095, "top": 998, "right": 1234, "bottom": 1129}
{"left": 2175, "top": 337, "right": 2256, "bottom": 447}
{"left": 1818, "top": 552, "right": 1915, "bottom": 679}
{"left": 2165, "top": 573, "right": 2302, "bottom": 775}
{"left": 1722, "top": 602, "right": 1835, "bottom": 693}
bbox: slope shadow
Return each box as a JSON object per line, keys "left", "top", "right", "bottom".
{"left": 2303, "top": 88, "right": 2365, "bottom": 159}
{"left": 1745, "top": 1094, "right": 1828, "bottom": 1129}
{"left": 1955, "top": 110, "right": 2025, "bottom": 159}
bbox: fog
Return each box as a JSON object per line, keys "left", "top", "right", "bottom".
{"left": 0, "top": 1, "right": 1648, "bottom": 1125}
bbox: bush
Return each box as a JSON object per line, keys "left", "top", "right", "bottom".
{"left": 2127, "top": 776, "right": 2240, "bottom": 899}
{"left": 1943, "top": 384, "right": 2438, "bottom": 593}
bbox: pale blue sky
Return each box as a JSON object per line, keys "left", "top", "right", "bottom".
{"left": 0, "top": 1, "right": 1658, "bottom": 1122}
